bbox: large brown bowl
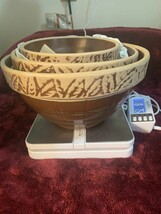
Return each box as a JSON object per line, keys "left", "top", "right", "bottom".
{"left": 11, "top": 43, "right": 139, "bottom": 73}
{"left": 1, "top": 44, "right": 150, "bottom": 129}
{"left": 21, "top": 90, "right": 132, "bottom": 129}
{"left": 18, "top": 36, "right": 120, "bottom": 63}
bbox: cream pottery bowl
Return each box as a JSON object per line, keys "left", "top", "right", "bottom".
{"left": 11, "top": 43, "right": 139, "bottom": 73}
{"left": 1, "top": 44, "right": 150, "bottom": 129}
{"left": 18, "top": 36, "right": 120, "bottom": 63}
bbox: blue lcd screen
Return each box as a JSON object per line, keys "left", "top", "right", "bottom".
{"left": 133, "top": 97, "right": 146, "bottom": 113}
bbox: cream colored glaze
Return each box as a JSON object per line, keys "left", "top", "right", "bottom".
{"left": 1, "top": 44, "right": 150, "bottom": 101}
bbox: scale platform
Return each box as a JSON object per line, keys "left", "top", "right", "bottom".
{"left": 25, "top": 107, "right": 134, "bottom": 159}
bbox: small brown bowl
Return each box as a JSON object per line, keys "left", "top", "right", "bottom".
{"left": 18, "top": 36, "right": 120, "bottom": 63}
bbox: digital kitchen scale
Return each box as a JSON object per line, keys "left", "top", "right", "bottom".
{"left": 25, "top": 107, "right": 135, "bottom": 159}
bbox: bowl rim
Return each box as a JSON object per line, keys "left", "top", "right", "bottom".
{"left": 2, "top": 44, "right": 150, "bottom": 78}
{"left": 11, "top": 43, "right": 139, "bottom": 68}
{"left": 19, "top": 35, "right": 120, "bottom": 57}
{"left": 1, "top": 44, "right": 150, "bottom": 101}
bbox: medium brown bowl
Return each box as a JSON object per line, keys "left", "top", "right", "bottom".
{"left": 11, "top": 43, "right": 139, "bottom": 73}
{"left": 1, "top": 44, "right": 150, "bottom": 129}
{"left": 18, "top": 36, "right": 120, "bottom": 63}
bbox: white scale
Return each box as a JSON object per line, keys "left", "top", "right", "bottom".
{"left": 25, "top": 107, "right": 135, "bottom": 159}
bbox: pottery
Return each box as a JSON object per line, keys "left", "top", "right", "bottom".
{"left": 1, "top": 44, "right": 150, "bottom": 129}
{"left": 20, "top": 89, "right": 132, "bottom": 129}
{"left": 11, "top": 43, "right": 139, "bottom": 73}
{"left": 1, "top": 45, "right": 149, "bottom": 100}
{"left": 18, "top": 36, "right": 121, "bottom": 63}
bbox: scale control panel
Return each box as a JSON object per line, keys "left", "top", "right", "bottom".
{"left": 131, "top": 113, "right": 154, "bottom": 123}
{"left": 127, "top": 96, "right": 155, "bottom": 133}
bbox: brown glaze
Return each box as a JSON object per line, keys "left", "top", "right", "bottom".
{"left": 24, "top": 37, "right": 115, "bottom": 53}
{"left": 21, "top": 89, "right": 132, "bottom": 129}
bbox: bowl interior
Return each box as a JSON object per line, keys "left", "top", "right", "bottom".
{"left": 22, "top": 37, "right": 116, "bottom": 53}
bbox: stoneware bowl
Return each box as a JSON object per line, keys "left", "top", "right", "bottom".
{"left": 1, "top": 44, "right": 150, "bottom": 129}
{"left": 11, "top": 43, "right": 139, "bottom": 73}
{"left": 18, "top": 36, "right": 121, "bottom": 63}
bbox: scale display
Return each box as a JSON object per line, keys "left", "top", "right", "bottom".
{"left": 133, "top": 97, "right": 146, "bottom": 113}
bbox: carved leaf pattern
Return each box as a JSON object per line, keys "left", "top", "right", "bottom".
{"left": 6, "top": 62, "right": 147, "bottom": 100}
{"left": 21, "top": 50, "right": 118, "bottom": 63}
{"left": 86, "top": 76, "right": 104, "bottom": 97}
{"left": 67, "top": 79, "right": 86, "bottom": 98}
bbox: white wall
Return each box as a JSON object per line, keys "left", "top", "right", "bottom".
{"left": 0, "top": 0, "right": 161, "bottom": 56}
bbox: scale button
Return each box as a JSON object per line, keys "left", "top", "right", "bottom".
{"left": 143, "top": 116, "right": 148, "bottom": 121}
{"left": 148, "top": 115, "right": 153, "bottom": 121}
{"left": 138, "top": 116, "right": 142, "bottom": 121}
{"left": 132, "top": 116, "right": 137, "bottom": 122}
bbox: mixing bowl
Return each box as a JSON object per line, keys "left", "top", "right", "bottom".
{"left": 18, "top": 36, "right": 120, "bottom": 63}
{"left": 1, "top": 44, "right": 150, "bottom": 129}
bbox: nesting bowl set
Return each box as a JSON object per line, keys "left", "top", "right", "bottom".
{"left": 0, "top": 36, "right": 150, "bottom": 129}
